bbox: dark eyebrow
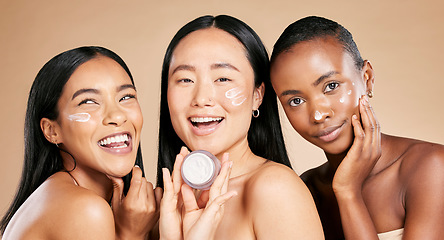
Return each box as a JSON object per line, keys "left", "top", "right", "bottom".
{"left": 280, "top": 89, "right": 302, "bottom": 97}
{"left": 171, "top": 64, "right": 195, "bottom": 75}
{"left": 72, "top": 84, "right": 136, "bottom": 100}
{"left": 118, "top": 84, "right": 136, "bottom": 92}
{"left": 72, "top": 88, "right": 99, "bottom": 100}
{"left": 312, "top": 71, "right": 339, "bottom": 87}
{"left": 211, "top": 63, "right": 240, "bottom": 72}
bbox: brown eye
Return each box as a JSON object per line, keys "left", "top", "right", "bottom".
{"left": 325, "top": 82, "right": 339, "bottom": 93}
{"left": 289, "top": 97, "right": 305, "bottom": 107}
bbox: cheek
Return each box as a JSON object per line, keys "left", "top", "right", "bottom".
{"left": 335, "top": 88, "right": 360, "bottom": 115}
{"left": 224, "top": 87, "right": 247, "bottom": 106}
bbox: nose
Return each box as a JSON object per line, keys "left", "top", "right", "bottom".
{"left": 310, "top": 98, "right": 333, "bottom": 123}
{"left": 191, "top": 81, "right": 215, "bottom": 107}
{"left": 103, "top": 102, "right": 127, "bottom": 126}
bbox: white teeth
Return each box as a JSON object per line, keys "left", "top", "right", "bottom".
{"left": 190, "top": 117, "right": 223, "bottom": 123}
{"left": 99, "top": 134, "right": 129, "bottom": 146}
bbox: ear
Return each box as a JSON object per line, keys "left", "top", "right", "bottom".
{"left": 362, "top": 60, "right": 375, "bottom": 94}
{"left": 40, "top": 118, "right": 63, "bottom": 145}
{"left": 253, "top": 82, "right": 265, "bottom": 110}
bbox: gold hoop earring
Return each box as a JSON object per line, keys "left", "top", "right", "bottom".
{"left": 367, "top": 90, "right": 373, "bottom": 98}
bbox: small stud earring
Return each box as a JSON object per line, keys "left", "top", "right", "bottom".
{"left": 367, "top": 90, "right": 373, "bottom": 98}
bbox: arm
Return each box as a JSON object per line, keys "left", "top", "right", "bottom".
{"left": 402, "top": 148, "right": 444, "bottom": 239}
{"left": 250, "top": 165, "right": 324, "bottom": 240}
{"left": 332, "top": 96, "right": 380, "bottom": 239}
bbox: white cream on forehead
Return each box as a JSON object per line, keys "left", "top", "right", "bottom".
{"left": 182, "top": 153, "right": 215, "bottom": 185}
{"left": 314, "top": 111, "right": 322, "bottom": 121}
{"left": 67, "top": 113, "right": 91, "bottom": 122}
{"left": 225, "top": 87, "right": 247, "bottom": 106}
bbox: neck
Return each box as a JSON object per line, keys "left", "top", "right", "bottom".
{"left": 216, "top": 137, "right": 261, "bottom": 178}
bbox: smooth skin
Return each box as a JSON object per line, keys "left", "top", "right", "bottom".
{"left": 165, "top": 28, "right": 324, "bottom": 240}
{"left": 3, "top": 56, "right": 159, "bottom": 240}
{"left": 271, "top": 37, "right": 444, "bottom": 239}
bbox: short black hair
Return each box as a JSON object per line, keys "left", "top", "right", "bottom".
{"left": 271, "top": 16, "right": 364, "bottom": 71}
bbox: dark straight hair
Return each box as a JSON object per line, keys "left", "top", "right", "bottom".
{"left": 271, "top": 16, "right": 364, "bottom": 71}
{"left": 0, "top": 46, "right": 144, "bottom": 234}
{"left": 157, "top": 15, "right": 291, "bottom": 188}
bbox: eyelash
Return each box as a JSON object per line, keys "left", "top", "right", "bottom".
{"left": 288, "top": 97, "right": 305, "bottom": 107}
{"left": 324, "top": 82, "right": 339, "bottom": 93}
{"left": 78, "top": 98, "right": 97, "bottom": 106}
{"left": 120, "top": 94, "right": 136, "bottom": 101}
{"left": 216, "top": 77, "right": 231, "bottom": 82}
{"left": 178, "top": 78, "right": 193, "bottom": 83}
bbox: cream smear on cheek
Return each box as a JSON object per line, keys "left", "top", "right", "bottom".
{"left": 67, "top": 113, "right": 91, "bottom": 122}
{"left": 225, "top": 87, "right": 247, "bottom": 106}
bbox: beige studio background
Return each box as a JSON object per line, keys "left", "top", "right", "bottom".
{"left": 1, "top": 0, "right": 443, "bottom": 224}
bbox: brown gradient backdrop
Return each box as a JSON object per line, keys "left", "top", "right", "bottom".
{"left": 1, "top": 0, "right": 443, "bottom": 222}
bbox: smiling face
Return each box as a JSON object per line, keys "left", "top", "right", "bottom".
{"left": 46, "top": 56, "right": 143, "bottom": 177}
{"left": 167, "top": 28, "right": 262, "bottom": 157}
{"left": 271, "top": 37, "right": 373, "bottom": 155}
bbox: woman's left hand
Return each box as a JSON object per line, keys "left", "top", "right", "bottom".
{"left": 109, "top": 166, "right": 161, "bottom": 240}
{"left": 333, "top": 96, "right": 382, "bottom": 195}
{"left": 181, "top": 153, "right": 237, "bottom": 240}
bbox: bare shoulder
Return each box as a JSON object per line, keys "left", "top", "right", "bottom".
{"left": 43, "top": 174, "right": 115, "bottom": 239}
{"left": 398, "top": 138, "right": 444, "bottom": 178}
{"left": 244, "top": 161, "right": 324, "bottom": 238}
{"left": 245, "top": 161, "right": 314, "bottom": 206}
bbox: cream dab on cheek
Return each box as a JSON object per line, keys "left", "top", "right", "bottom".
{"left": 314, "top": 111, "right": 322, "bottom": 120}
{"left": 225, "top": 87, "right": 247, "bottom": 106}
{"left": 67, "top": 113, "right": 91, "bottom": 122}
{"left": 181, "top": 150, "right": 221, "bottom": 190}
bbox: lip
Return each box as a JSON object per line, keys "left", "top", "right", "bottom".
{"left": 97, "top": 131, "right": 133, "bottom": 155}
{"left": 314, "top": 122, "right": 345, "bottom": 143}
{"left": 188, "top": 115, "right": 224, "bottom": 136}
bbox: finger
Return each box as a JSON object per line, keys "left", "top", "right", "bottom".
{"left": 154, "top": 187, "right": 163, "bottom": 210}
{"left": 209, "top": 155, "right": 232, "bottom": 201}
{"left": 107, "top": 174, "right": 124, "bottom": 211}
{"left": 197, "top": 190, "right": 210, "bottom": 208}
{"left": 162, "top": 168, "right": 173, "bottom": 199}
{"left": 359, "top": 96, "right": 376, "bottom": 146}
{"left": 362, "top": 96, "right": 382, "bottom": 160}
{"left": 181, "top": 184, "right": 199, "bottom": 213}
{"left": 126, "top": 166, "right": 143, "bottom": 200}
{"left": 171, "top": 146, "right": 188, "bottom": 194}
{"left": 146, "top": 180, "right": 156, "bottom": 208}
{"left": 348, "top": 114, "right": 365, "bottom": 157}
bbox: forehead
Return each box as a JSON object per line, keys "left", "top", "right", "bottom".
{"left": 271, "top": 38, "right": 357, "bottom": 87}
{"left": 63, "top": 56, "right": 132, "bottom": 93}
{"left": 170, "top": 28, "right": 249, "bottom": 69}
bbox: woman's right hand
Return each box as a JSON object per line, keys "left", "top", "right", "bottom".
{"left": 159, "top": 146, "right": 189, "bottom": 240}
{"left": 108, "top": 166, "right": 161, "bottom": 240}
{"left": 332, "top": 95, "right": 382, "bottom": 196}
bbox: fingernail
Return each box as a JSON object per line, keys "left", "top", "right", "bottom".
{"left": 229, "top": 161, "right": 233, "bottom": 168}
{"left": 134, "top": 165, "right": 140, "bottom": 168}
{"left": 352, "top": 115, "right": 358, "bottom": 120}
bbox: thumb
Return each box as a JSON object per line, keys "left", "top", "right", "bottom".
{"left": 107, "top": 175, "right": 124, "bottom": 212}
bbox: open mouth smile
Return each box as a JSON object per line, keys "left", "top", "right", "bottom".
{"left": 98, "top": 133, "right": 133, "bottom": 153}
{"left": 189, "top": 117, "right": 224, "bottom": 135}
